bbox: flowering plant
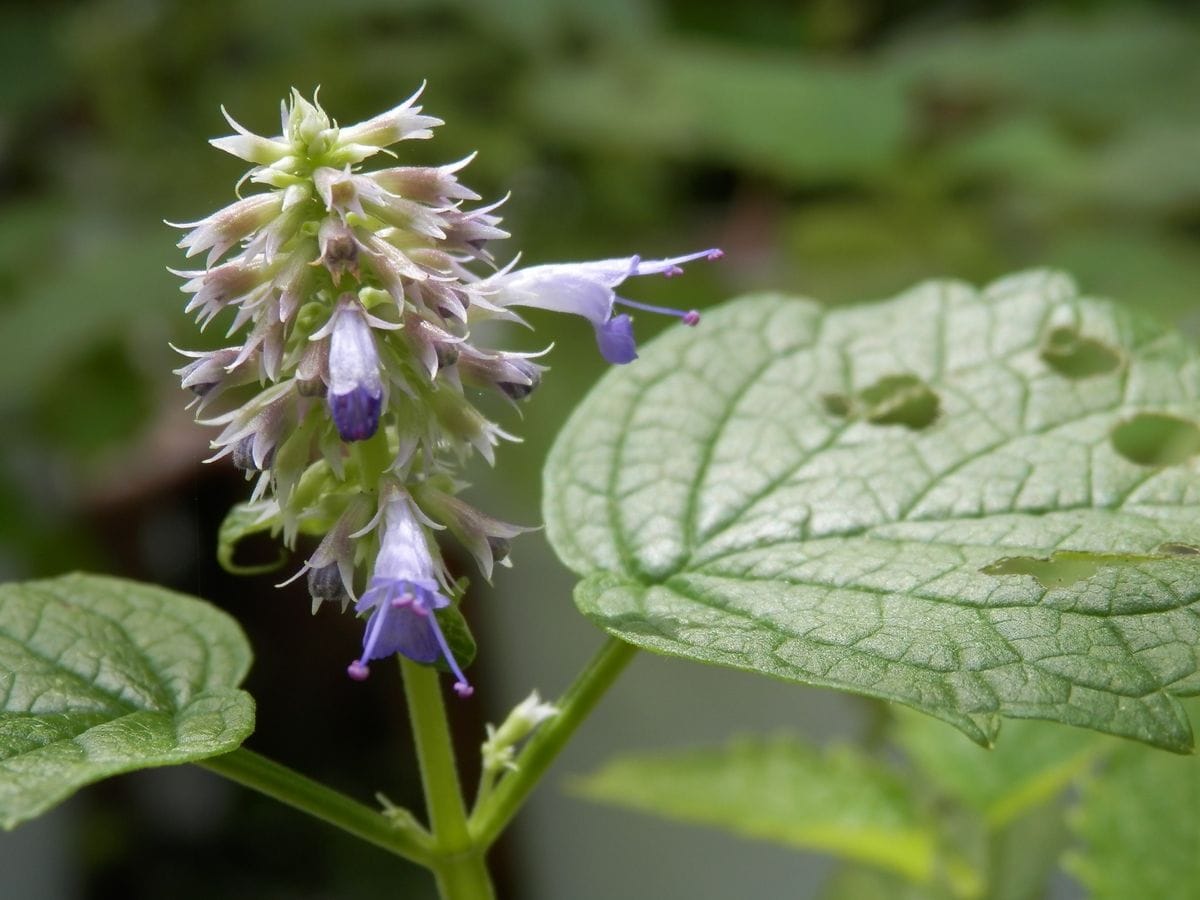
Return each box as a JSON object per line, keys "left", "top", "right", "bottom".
{"left": 169, "top": 87, "right": 716, "bottom": 895}
{"left": 2, "top": 84, "right": 1199, "bottom": 900}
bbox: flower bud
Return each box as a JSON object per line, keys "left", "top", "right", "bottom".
{"left": 316, "top": 217, "right": 360, "bottom": 284}
{"left": 307, "top": 562, "right": 352, "bottom": 611}
{"left": 481, "top": 691, "right": 558, "bottom": 774}
{"left": 232, "top": 433, "right": 275, "bottom": 472}
{"left": 497, "top": 360, "right": 542, "bottom": 401}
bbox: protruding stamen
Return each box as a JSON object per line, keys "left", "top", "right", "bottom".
{"left": 347, "top": 660, "right": 370, "bottom": 680}
{"left": 357, "top": 596, "right": 390, "bottom": 669}
{"left": 613, "top": 297, "right": 702, "bottom": 323}
{"left": 632, "top": 248, "right": 722, "bottom": 275}
{"left": 424, "top": 607, "right": 473, "bottom": 699}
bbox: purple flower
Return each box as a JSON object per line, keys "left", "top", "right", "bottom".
{"left": 479, "top": 249, "right": 722, "bottom": 364}
{"left": 315, "top": 297, "right": 384, "bottom": 442}
{"left": 347, "top": 496, "right": 473, "bottom": 697}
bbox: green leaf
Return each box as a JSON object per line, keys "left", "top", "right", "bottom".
{"left": 544, "top": 271, "right": 1200, "bottom": 750}
{"left": 0, "top": 232, "right": 178, "bottom": 414}
{"left": 572, "top": 737, "right": 940, "bottom": 884}
{"left": 522, "top": 41, "right": 908, "bottom": 184}
{"left": 1065, "top": 736, "right": 1200, "bottom": 900}
{"left": 820, "top": 865, "right": 951, "bottom": 900}
{"left": 891, "top": 708, "right": 1104, "bottom": 827}
{"left": 883, "top": 13, "right": 1200, "bottom": 127}
{"left": 0, "top": 574, "right": 255, "bottom": 829}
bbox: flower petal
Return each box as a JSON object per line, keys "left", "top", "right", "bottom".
{"left": 595, "top": 313, "right": 638, "bottom": 364}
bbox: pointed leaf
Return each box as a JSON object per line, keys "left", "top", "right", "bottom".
{"left": 0, "top": 574, "right": 255, "bottom": 829}
{"left": 1065, "top": 721, "right": 1200, "bottom": 900}
{"left": 573, "top": 738, "right": 938, "bottom": 884}
{"left": 892, "top": 709, "right": 1105, "bottom": 826}
{"left": 545, "top": 271, "right": 1200, "bottom": 750}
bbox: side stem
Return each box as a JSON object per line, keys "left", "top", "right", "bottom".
{"left": 469, "top": 637, "right": 636, "bottom": 848}
{"left": 199, "top": 747, "right": 433, "bottom": 865}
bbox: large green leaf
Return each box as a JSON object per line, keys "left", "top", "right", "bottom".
{"left": 1064, "top": 736, "right": 1200, "bottom": 900}
{"left": 0, "top": 574, "right": 255, "bottom": 829}
{"left": 891, "top": 709, "right": 1104, "bottom": 827}
{"left": 521, "top": 41, "right": 908, "bottom": 185}
{"left": 572, "top": 737, "right": 945, "bottom": 886}
{"left": 544, "top": 271, "right": 1200, "bottom": 750}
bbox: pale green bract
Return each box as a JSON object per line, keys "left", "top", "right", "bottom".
{"left": 0, "top": 574, "right": 255, "bottom": 829}
{"left": 544, "top": 270, "right": 1200, "bottom": 750}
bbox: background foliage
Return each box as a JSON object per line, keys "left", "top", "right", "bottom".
{"left": 2, "top": 1, "right": 1199, "bottom": 897}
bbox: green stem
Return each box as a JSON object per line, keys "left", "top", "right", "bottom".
{"left": 470, "top": 637, "right": 637, "bottom": 848}
{"left": 472, "top": 765, "right": 499, "bottom": 814}
{"left": 431, "top": 853, "right": 496, "bottom": 900}
{"left": 401, "top": 657, "right": 494, "bottom": 900}
{"left": 199, "top": 747, "right": 433, "bottom": 865}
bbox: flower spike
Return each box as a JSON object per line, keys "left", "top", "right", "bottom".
{"left": 171, "top": 88, "right": 720, "bottom": 695}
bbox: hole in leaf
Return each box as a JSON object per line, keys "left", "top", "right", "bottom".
{"left": 983, "top": 545, "right": 1199, "bottom": 589}
{"left": 1111, "top": 413, "right": 1200, "bottom": 466}
{"left": 821, "top": 393, "right": 852, "bottom": 418}
{"left": 1040, "top": 326, "right": 1122, "bottom": 379}
{"left": 981, "top": 552, "right": 1102, "bottom": 589}
{"left": 859, "top": 374, "right": 939, "bottom": 430}
{"left": 1156, "top": 542, "right": 1200, "bottom": 557}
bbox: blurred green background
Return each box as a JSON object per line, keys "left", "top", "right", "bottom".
{"left": 2, "top": 0, "right": 1199, "bottom": 897}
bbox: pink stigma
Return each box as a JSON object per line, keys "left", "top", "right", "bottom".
{"left": 682, "top": 310, "right": 701, "bottom": 326}
{"left": 347, "top": 660, "right": 370, "bottom": 681}
{"left": 454, "top": 681, "right": 474, "bottom": 698}
{"left": 707, "top": 249, "right": 724, "bottom": 260}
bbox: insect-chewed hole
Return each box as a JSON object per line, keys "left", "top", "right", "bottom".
{"left": 1040, "top": 326, "right": 1122, "bottom": 379}
{"left": 1157, "top": 542, "right": 1200, "bottom": 556}
{"left": 859, "top": 374, "right": 939, "bottom": 430}
{"left": 983, "top": 545, "right": 1200, "bottom": 590}
{"left": 1111, "top": 413, "right": 1200, "bottom": 466}
{"left": 981, "top": 553, "right": 1101, "bottom": 590}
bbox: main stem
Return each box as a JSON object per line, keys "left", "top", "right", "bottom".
{"left": 401, "top": 657, "right": 495, "bottom": 900}
{"left": 470, "top": 637, "right": 637, "bottom": 848}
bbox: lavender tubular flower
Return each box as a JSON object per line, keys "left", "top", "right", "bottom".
{"left": 172, "top": 88, "right": 720, "bottom": 695}
{"left": 479, "top": 250, "right": 721, "bottom": 364}
{"left": 348, "top": 496, "right": 472, "bottom": 697}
